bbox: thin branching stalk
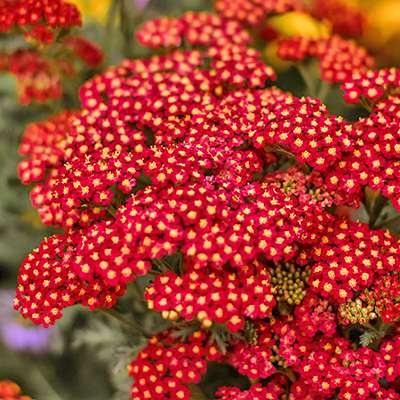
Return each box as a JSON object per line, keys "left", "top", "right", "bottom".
{"left": 97, "top": 307, "right": 152, "bottom": 338}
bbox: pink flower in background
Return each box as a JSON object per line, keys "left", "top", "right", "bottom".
{"left": 136, "top": 0, "right": 149, "bottom": 9}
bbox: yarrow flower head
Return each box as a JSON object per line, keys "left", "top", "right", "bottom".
{"left": 277, "top": 35, "right": 374, "bottom": 83}
{"left": 14, "top": 5, "right": 400, "bottom": 400}
{"left": 214, "top": 0, "right": 303, "bottom": 26}
{"left": 0, "top": 0, "right": 81, "bottom": 38}
{"left": 0, "top": 0, "right": 104, "bottom": 104}
{"left": 129, "top": 329, "right": 209, "bottom": 400}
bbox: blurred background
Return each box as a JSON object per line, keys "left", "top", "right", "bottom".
{"left": 1, "top": 0, "right": 400, "bottom": 399}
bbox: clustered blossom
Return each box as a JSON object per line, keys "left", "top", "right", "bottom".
{"left": 136, "top": 12, "right": 252, "bottom": 49}
{"left": 14, "top": 231, "right": 125, "bottom": 327}
{"left": 23, "top": 25, "right": 54, "bottom": 45}
{"left": 0, "top": 0, "right": 81, "bottom": 38}
{"left": 0, "top": 45, "right": 103, "bottom": 103}
{"left": 0, "top": 381, "right": 34, "bottom": 400}
{"left": 214, "top": 0, "right": 302, "bottom": 26}
{"left": 307, "top": 219, "right": 385, "bottom": 299}
{"left": 146, "top": 266, "right": 275, "bottom": 332}
{"left": 14, "top": 4, "right": 400, "bottom": 400}
{"left": 294, "top": 291, "right": 336, "bottom": 336}
{"left": 1, "top": 49, "right": 61, "bottom": 104}
{"left": 18, "top": 110, "right": 79, "bottom": 184}
{"left": 0, "top": 0, "right": 104, "bottom": 104}
{"left": 263, "top": 167, "right": 335, "bottom": 207}
{"left": 18, "top": 30, "right": 277, "bottom": 228}
{"left": 322, "top": 69, "right": 400, "bottom": 212}
{"left": 136, "top": 12, "right": 276, "bottom": 88}
{"left": 308, "top": 0, "right": 368, "bottom": 38}
{"left": 216, "top": 381, "right": 284, "bottom": 400}
{"left": 342, "top": 68, "right": 400, "bottom": 105}
{"left": 278, "top": 35, "right": 374, "bottom": 83}
{"left": 129, "top": 329, "right": 210, "bottom": 400}
{"left": 61, "top": 36, "right": 105, "bottom": 69}
{"left": 229, "top": 318, "right": 400, "bottom": 400}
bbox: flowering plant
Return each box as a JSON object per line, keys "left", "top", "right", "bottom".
{"left": 0, "top": 0, "right": 103, "bottom": 104}
{"left": 10, "top": 0, "right": 400, "bottom": 399}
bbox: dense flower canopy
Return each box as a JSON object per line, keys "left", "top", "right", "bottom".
{"left": 12, "top": 3, "right": 400, "bottom": 400}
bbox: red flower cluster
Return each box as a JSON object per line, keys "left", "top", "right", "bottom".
{"left": 15, "top": 4, "right": 400, "bottom": 400}
{"left": 129, "top": 329, "right": 209, "bottom": 400}
{"left": 0, "top": 381, "right": 34, "bottom": 400}
{"left": 0, "top": 0, "right": 81, "bottom": 36}
{"left": 306, "top": 218, "right": 400, "bottom": 322}
{"left": 61, "top": 36, "right": 105, "bottom": 69}
{"left": 146, "top": 266, "right": 275, "bottom": 332}
{"left": 308, "top": 0, "right": 368, "bottom": 38}
{"left": 277, "top": 35, "right": 374, "bottom": 83}
{"left": 14, "top": 230, "right": 125, "bottom": 327}
{"left": 263, "top": 167, "right": 336, "bottom": 207}
{"left": 0, "top": 39, "right": 103, "bottom": 104}
{"left": 4, "top": 49, "right": 61, "bottom": 104}
{"left": 136, "top": 12, "right": 252, "bottom": 49}
{"left": 18, "top": 38, "right": 276, "bottom": 227}
{"left": 342, "top": 68, "right": 400, "bottom": 105}
{"left": 214, "top": 0, "right": 303, "bottom": 26}
{"left": 216, "top": 382, "right": 283, "bottom": 400}
{"left": 18, "top": 110, "right": 79, "bottom": 184}
{"left": 23, "top": 25, "right": 54, "bottom": 45}
{"left": 0, "top": 0, "right": 104, "bottom": 104}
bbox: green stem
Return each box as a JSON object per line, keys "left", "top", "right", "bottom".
{"left": 316, "top": 79, "right": 331, "bottom": 103}
{"left": 105, "top": 204, "right": 117, "bottom": 217}
{"left": 186, "top": 383, "right": 208, "bottom": 400}
{"left": 375, "top": 212, "right": 400, "bottom": 229}
{"left": 97, "top": 307, "right": 152, "bottom": 338}
{"left": 367, "top": 192, "right": 388, "bottom": 228}
{"left": 119, "top": 0, "right": 136, "bottom": 58}
{"left": 179, "top": 251, "right": 186, "bottom": 276}
{"left": 152, "top": 258, "right": 172, "bottom": 273}
{"left": 359, "top": 95, "right": 373, "bottom": 113}
{"left": 114, "top": 188, "right": 124, "bottom": 209}
{"left": 104, "top": 0, "right": 120, "bottom": 49}
{"left": 148, "top": 268, "right": 163, "bottom": 276}
{"left": 297, "top": 62, "right": 318, "bottom": 98}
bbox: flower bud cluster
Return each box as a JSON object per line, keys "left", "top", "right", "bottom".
{"left": 339, "top": 296, "right": 377, "bottom": 325}
{"left": 269, "top": 260, "right": 310, "bottom": 306}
